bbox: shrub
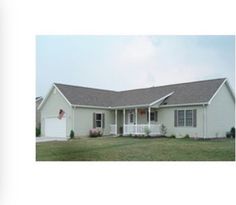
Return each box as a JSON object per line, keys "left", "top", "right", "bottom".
{"left": 160, "top": 124, "right": 167, "bottom": 136}
{"left": 230, "top": 127, "right": 235, "bottom": 138}
{"left": 184, "top": 134, "right": 190, "bottom": 139}
{"left": 169, "top": 134, "right": 176, "bottom": 138}
{"left": 36, "top": 128, "right": 41, "bottom": 137}
{"left": 226, "top": 127, "right": 235, "bottom": 138}
{"left": 226, "top": 132, "right": 231, "bottom": 138}
{"left": 144, "top": 127, "right": 151, "bottom": 137}
{"left": 89, "top": 128, "right": 103, "bottom": 137}
{"left": 70, "top": 130, "right": 75, "bottom": 139}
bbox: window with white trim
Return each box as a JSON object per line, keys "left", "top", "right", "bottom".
{"left": 186, "top": 110, "right": 193, "bottom": 126}
{"left": 129, "top": 112, "right": 134, "bottom": 123}
{"left": 177, "top": 110, "right": 185, "bottom": 126}
{"left": 150, "top": 111, "right": 155, "bottom": 121}
{"left": 95, "top": 113, "right": 102, "bottom": 128}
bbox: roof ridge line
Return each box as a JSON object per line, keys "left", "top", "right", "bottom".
{"left": 118, "top": 78, "right": 227, "bottom": 93}
{"left": 54, "top": 78, "right": 226, "bottom": 94}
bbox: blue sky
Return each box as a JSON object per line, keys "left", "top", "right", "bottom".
{"left": 36, "top": 35, "right": 235, "bottom": 97}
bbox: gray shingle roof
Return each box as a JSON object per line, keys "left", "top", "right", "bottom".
{"left": 55, "top": 78, "right": 226, "bottom": 107}
{"left": 55, "top": 84, "right": 117, "bottom": 107}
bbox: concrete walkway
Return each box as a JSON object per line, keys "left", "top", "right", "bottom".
{"left": 36, "top": 136, "right": 69, "bottom": 143}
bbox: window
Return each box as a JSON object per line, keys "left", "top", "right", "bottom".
{"left": 149, "top": 111, "right": 158, "bottom": 122}
{"left": 150, "top": 112, "right": 155, "bottom": 121}
{"left": 177, "top": 110, "right": 185, "bottom": 126}
{"left": 186, "top": 110, "right": 193, "bottom": 126}
{"left": 95, "top": 113, "right": 102, "bottom": 128}
{"left": 128, "top": 112, "right": 134, "bottom": 123}
{"left": 175, "top": 109, "right": 197, "bottom": 127}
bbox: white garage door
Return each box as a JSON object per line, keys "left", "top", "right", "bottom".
{"left": 45, "top": 117, "right": 66, "bottom": 138}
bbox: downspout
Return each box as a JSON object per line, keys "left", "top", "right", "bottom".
{"left": 205, "top": 104, "right": 207, "bottom": 139}
{"left": 72, "top": 106, "right": 75, "bottom": 132}
{"left": 202, "top": 104, "right": 207, "bottom": 139}
{"left": 148, "top": 106, "right": 151, "bottom": 129}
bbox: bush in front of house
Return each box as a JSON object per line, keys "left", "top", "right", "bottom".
{"left": 231, "top": 127, "right": 235, "bottom": 138}
{"left": 183, "top": 134, "right": 190, "bottom": 139}
{"left": 89, "top": 128, "right": 103, "bottom": 137}
{"left": 160, "top": 124, "right": 167, "bottom": 136}
{"left": 226, "top": 132, "right": 231, "bottom": 138}
{"left": 36, "top": 128, "right": 41, "bottom": 137}
{"left": 70, "top": 130, "right": 75, "bottom": 139}
{"left": 226, "top": 127, "right": 235, "bottom": 138}
{"left": 144, "top": 127, "right": 151, "bottom": 137}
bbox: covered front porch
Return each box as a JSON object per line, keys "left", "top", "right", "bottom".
{"left": 110, "top": 107, "right": 161, "bottom": 136}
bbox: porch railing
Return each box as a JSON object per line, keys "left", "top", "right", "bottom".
{"left": 110, "top": 124, "right": 161, "bottom": 135}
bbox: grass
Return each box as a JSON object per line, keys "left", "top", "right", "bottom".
{"left": 36, "top": 136, "right": 235, "bottom": 161}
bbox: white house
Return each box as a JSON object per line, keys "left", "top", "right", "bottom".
{"left": 38, "top": 78, "right": 235, "bottom": 139}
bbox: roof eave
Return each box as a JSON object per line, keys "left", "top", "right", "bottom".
{"left": 159, "top": 102, "right": 209, "bottom": 108}
{"left": 71, "top": 104, "right": 112, "bottom": 109}
{"left": 149, "top": 92, "right": 175, "bottom": 106}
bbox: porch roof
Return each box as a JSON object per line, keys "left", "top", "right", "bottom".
{"left": 54, "top": 78, "right": 226, "bottom": 108}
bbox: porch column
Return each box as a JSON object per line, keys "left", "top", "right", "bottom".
{"left": 135, "top": 108, "right": 138, "bottom": 134}
{"left": 148, "top": 106, "right": 151, "bottom": 129}
{"left": 115, "top": 109, "right": 117, "bottom": 135}
{"left": 123, "top": 109, "right": 125, "bottom": 135}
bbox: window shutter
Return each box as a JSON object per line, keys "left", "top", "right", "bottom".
{"left": 174, "top": 110, "right": 177, "bottom": 127}
{"left": 93, "top": 113, "right": 96, "bottom": 128}
{"left": 147, "top": 109, "right": 149, "bottom": 122}
{"left": 193, "top": 109, "right": 197, "bottom": 127}
{"left": 102, "top": 113, "right": 105, "bottom": 128}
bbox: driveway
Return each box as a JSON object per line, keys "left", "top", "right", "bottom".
{"left": 36, "top": 136, "right": 68, "bottom": 143}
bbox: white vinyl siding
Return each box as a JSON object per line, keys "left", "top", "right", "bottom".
{"left": 160, "top": 106, "right": 203, "bottom": 138}
{"left": 206, "top": 83, "right": 235, "bottom": 138}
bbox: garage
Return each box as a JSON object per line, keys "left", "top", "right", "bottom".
{"left": 45, "top": 117, "right": 66, "bottom": 138}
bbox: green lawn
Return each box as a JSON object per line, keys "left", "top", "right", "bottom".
{"left": 36, "top": 136, "right": 235, "bottom": 161}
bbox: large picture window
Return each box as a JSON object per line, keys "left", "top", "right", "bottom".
{"left": 175, "top": 109, "right": 196, "bottom": 127}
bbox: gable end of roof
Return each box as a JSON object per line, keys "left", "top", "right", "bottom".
{"left": 207, "top": 78, "right": 234, "bottom": 105}
{"left": 38, "top": 84, "right": 72, "bottom": 110}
